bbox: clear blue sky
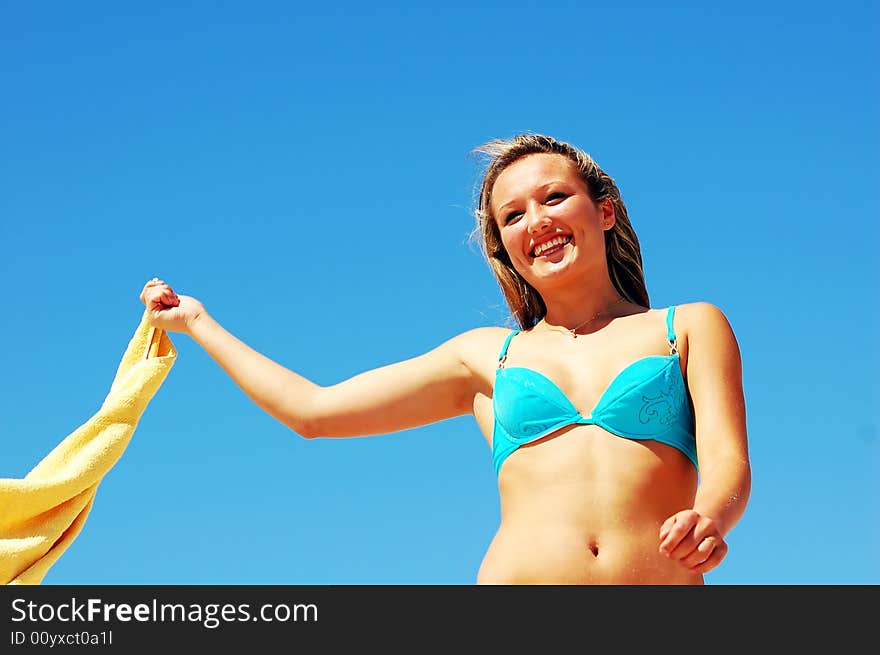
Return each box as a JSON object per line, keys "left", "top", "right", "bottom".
{"left": 2, "top": 1, "right": 877, "bottom": 584}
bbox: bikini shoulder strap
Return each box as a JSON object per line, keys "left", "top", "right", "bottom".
{"left": 498, "top": 329, "right": 520, "bottom": 368}
{"left": 665, "top": 306, "right": 679, "bottom": 355}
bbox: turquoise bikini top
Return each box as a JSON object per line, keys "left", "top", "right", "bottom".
{"left": 492, "top": 306, "right": 697, "bottom": 476}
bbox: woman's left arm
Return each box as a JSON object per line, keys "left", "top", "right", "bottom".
{"left": 659, "top": 301, "right": 751, "bottom": 573}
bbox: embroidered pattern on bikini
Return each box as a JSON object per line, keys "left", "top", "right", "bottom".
{"left": 638, "top": 376, "right": 684, "bottom": 426}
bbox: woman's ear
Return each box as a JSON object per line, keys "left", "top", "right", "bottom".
{"left": 600, "top": 198, "right": 616, "bottom": 231}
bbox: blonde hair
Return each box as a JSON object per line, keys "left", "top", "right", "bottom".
{"left": 470, "top": 133, "right": 650, "bottom": 329}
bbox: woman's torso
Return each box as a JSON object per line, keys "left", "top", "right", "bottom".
{"left": 464, "top": 306, "right": 701, "bottom": 584}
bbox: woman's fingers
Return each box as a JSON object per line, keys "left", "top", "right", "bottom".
{"left": 658, "top": 515, "right": 676, "bottom": 541}
{"left": 157, "top": 287, "right": 179, "bottom": 305}
{"left": 141, "top": 277, "right": 179, "bottom": 307}
{"left": 680, "top": 535, "right": 718, "bottom": 568}
{"left": 658, "top": 514, "right": 695, "bottom": 555}
{"left": 659, "top": 511, "right": 728, "bottom": 573}
{"left": 141, "top": 278, "right": 163, "bottom": 301}
{"left": 686, "top": 538, "right": 728, "bottom": 574}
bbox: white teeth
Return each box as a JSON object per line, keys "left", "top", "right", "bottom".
{"left": 533, "top": 235, "right": 571, "bottom": 257}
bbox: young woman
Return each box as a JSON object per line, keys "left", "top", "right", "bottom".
{"left": 141, "top": 134, "right": 750, "bottom": 584}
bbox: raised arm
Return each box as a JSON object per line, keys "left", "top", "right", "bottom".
{"left": 140, "top": 278, "right": 477, "bottom": 440}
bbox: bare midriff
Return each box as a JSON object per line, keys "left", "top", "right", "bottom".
{"left": 476, "top": 424, "right": 702, "bottom": 585}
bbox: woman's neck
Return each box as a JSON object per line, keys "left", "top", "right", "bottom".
{"left": 539, "top": 282, "right": 630, "bottom": 332}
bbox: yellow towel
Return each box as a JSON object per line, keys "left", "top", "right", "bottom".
{"left": 0, "top": 310, "right": 176, "bottom": 585}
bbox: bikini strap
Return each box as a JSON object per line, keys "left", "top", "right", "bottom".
{"left": 666, "top": 306, "right": 679, "bottom": 355}
{"left": 498, "top": 329, "right": 520, "bottom": 368}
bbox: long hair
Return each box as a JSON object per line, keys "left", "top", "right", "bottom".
{"left": 470, "top": 133, "right": 649, "bottom": 330}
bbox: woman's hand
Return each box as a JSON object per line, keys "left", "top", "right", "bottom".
{"left": 658, "top": 508, "right": 728, "bottom": 574}
{"left": 139, "top": 277, "right": 206, "bottom": 335}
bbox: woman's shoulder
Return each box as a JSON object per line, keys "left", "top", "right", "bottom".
{"left": 445, "top": 325, "right": 518, "bottom": 368}
{"left": 452, "top": 325, "right": 517, "bottom": 348}
{"left": 671, "top": 301, "right": 738, "bottom": 349}
{"left": 671, "top": 301, "right": 732, "bottom": 325}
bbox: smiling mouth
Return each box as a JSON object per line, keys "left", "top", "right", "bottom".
{"left": 531, "top": 235, "right": 573, "bottom": 258}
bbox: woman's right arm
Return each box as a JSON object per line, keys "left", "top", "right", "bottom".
{"left": 140, "top": 278, "right": 478, "bottom": 439}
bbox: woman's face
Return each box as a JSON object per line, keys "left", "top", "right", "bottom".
{"left": 490, "top": 153, "right": 614, "bottom": 288}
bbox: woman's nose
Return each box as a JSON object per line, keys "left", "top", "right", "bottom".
{"left": 526, "top": 208, "right": 552, "bottom": 234}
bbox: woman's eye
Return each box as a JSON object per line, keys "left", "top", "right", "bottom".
{"left": 546, "top": 192, "right": 566, "bottom": 203}
{"left": 504, "top": 211, "right": 523, "bottom": 224}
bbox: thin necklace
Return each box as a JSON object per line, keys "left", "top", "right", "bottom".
{"left": 542, "top": 296, "right": 626, "bottom": 339}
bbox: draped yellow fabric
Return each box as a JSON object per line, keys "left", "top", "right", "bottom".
{"left": 0, "top": 311, "right": 176, "bottom": 584}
